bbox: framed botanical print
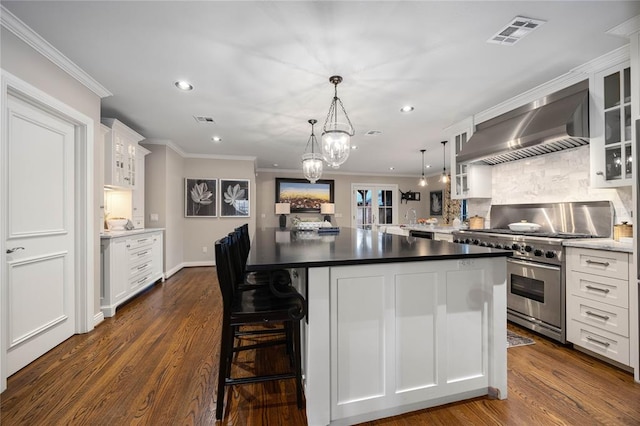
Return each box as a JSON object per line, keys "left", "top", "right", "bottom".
{"left": 220, "top": 179, "right": 250, "bottom": 217}
{"left": 185, "top": 178, "right": 216, "bottom": 217}
{"left": 275, "top": 178, "right": 335, "bottom": 213}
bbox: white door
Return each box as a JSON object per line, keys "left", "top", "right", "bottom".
{"left": 351, "top": 184, "right": 398, "bottom": 230}
{"left": 3, "top": 94, "right": 76, "bottom": 375}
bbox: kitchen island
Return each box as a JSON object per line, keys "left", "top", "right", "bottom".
{"left": 247, "top": 227, "right": 512, "bottom": 426}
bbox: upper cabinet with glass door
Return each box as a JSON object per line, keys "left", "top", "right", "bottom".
{"left": 102, "top": 118, "right": 145, "bottom": 189}
{"left": 591, "top": 61, "right": 633, "bottom": 187}
{"left": 449, "top": 117, "right": 491, "bottom": 199}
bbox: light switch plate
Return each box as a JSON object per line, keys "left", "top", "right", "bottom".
{"left": 150, "top": 213, "right": 159, "bottom": 221}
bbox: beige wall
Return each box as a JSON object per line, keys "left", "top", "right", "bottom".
{"left": 1, "top": 28, "right": 103, "bottom": 316}
{"left": 255, "top": 170, "right": 446, "bottom": 229}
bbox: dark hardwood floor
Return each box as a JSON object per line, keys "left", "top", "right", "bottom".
{"left": 2, "top": 266, "right": 639, "bottom": 425}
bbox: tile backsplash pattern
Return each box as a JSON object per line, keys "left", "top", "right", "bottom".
{"left": 468, "top": 146, "right": 633, "bottom": 228}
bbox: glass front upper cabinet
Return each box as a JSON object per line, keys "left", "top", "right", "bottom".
{"left": 594, "top": 63, "right": 632, "bottom": 186}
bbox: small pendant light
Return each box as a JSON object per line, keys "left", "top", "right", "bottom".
{"left": 419, "top": 149, "right": 427, "bottom": 187}
{"left": 302, "top": 119, "right": 323, "bottom": 183}
{"left": 440, "top": 141, "right": 449, "bottom": 184}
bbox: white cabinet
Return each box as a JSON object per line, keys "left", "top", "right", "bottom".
{"left": 101, "top": 230, "right": 164, "bottom": 317}
{"left": 131, "top": 145, "right": 150, "bottom": 228}
{"left": 566, "top": 247, "right": 632, "bottom": 366}
{"left": 590, "top": 61, "right": 633, "bottom": 187}
{"left": 449, "top": 118, "right": 491, "bottom": 199}
{"left": 102, "top": 118, "right": 144, "bottom": 189}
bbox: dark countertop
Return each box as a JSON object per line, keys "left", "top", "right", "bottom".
{"left": 247, "top": 227, "right": 512, "bottom": 271}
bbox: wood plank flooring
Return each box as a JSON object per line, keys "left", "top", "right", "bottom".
{"left": 2, "top": 266, "right": 640, "bottom": 425}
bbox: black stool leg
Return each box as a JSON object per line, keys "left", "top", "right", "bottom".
{"left": 216, "top": 315, "right": 233, "bottom": 420}
{"left": 293, "top": 319, "right": 304, "bottom": 408}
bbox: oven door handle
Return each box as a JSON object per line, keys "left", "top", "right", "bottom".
{"left": 507, "top": 258, "right": 561, "bottom": 272}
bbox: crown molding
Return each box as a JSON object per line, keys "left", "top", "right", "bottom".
{"left": 141, "top": 139, "right": 256, "bottom": 161}
{"left": 0, "top": 5, "right": 112, "bottom": 98}
{"left": 607, "top": 14, "right": 640, "bottom": 38}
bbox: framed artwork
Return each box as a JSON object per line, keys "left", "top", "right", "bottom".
{"left": 220, "top": 179, "right": 250, "bottom": 217}
{"left": 275, "top": 178, "right": 334, "bottom": 213}
{"left": 429, "top": 190, "right": 443, "bottom": 216}
{"left": 185, "top": 178, "right": 217, "bottom": 217}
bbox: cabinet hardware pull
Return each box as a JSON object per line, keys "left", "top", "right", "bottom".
{"left": 586, "top": 336, "right": 610, "bottom": 347}
{"left": 6, "top": 247, "right": 25, "bottom": 254}
{"left": 137, "top": 277, "right": 147, "bottom": 284}
{"left": 137, "top": 251, "right": 148, "bottom": 257}
{"left": 137, "top": 264, "right": 148, "bottom": 270}
{"left": 585, "top": 259, "right": 610, "bottom": 267}
{"left": 585, "top": 285, "right": 610, "bottom": 294}
{"left": 596, "top": 171, "right": 604, "bottom": 176}
{"left": 138, "top": 239, "right": 148, "bottom": 243}
{"left": 585, "top": 311, "right": 610, "bottom": 321}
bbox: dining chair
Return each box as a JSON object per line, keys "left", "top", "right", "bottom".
{"left": 214, "top": 236, "right": 305, "bottom": 420}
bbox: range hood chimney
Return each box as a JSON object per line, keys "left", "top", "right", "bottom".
{"left": 457, "top": 80, "right": 589, "bottom": 165}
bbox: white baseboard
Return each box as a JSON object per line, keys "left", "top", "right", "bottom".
{"left": 164, "top": 261, "right": 215, "bottom": 280}
{"left": 93, "top": 311, "right": 104, "bottom": 327}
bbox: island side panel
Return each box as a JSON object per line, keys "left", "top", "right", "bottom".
{"left": 304, "top": 257, "right": 507, "bottom": 425}
{"left": 306, "top": 267, "right": 331, "bottom": 426}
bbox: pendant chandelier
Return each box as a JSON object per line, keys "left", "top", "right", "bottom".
{"left": 301, "top": 119, "right": 323, "bottom": 183}
{"left": 440, "top": 140, "right": 449, "bottom": 183}
{"left": 321, "top": 75, "right": 355, "bottom": 169}
{"left": 419, "top": 149, "right": 427, "bottom": 187}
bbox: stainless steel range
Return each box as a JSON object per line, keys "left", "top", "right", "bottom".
{"left": 453, "top": 201, "right": 613, "bottom": 343}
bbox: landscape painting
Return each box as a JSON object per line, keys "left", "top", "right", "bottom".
{"left": 275, "top": 178, "right": 334, "bottom": 213}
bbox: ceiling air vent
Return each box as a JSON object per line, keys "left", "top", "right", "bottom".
{"left": 487, "top": 16, "right": 546, "bottom": 46}
{"left": 365, "top": 130, "right": 383, "bottom": 136}
{"left": 193, "top": 116, "right": 215, "bottom": 124}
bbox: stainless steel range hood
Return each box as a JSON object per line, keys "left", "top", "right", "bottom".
{"left": 457, "top": 80, "right": 589, "bottom": 165}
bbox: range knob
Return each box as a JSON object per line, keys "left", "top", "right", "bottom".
{"left": 524, "top": 245, "right": 533, "bottom": 252}
{"left": 472, "top": 239, "right": 480, "bottom": 245}
{"left": 511, "top": 243, "right": 520, "bottom": 250}
{"left": 534, "top": 249, "right": 543, "bottom": 256}
{"left": 488, "top": 243, "right": 496, "bottom": 248}
{"left": 464, "top": 238, "right": 472, "bottom": 244}
{"left": 479, "top": 242, "right": 488, "bottom": 247}
{"left": 545, "top": 251, "right": 556, "bottom": 259}
{"left": 495, "top": 243, "right": 503, "bottom": 249}
{"left": 453, "top": 238, "right": 460, "bottom": 243}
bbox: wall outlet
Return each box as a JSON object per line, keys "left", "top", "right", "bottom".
{"left": 202, "top": 246, "right": 208, "bottom": 253}
{"left": 150, "top": 213, "right": 159, "bottom": 222}
{"left": 261, "top": 213, "right": 266, "bottom": 218}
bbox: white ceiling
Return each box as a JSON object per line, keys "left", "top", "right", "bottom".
{"left": 3, "top": 1, "right": 639, "bottom": 177}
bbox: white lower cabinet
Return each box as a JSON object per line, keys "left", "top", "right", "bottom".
{"left": 101, "top": 230, "right": 164, "bottom": 317}
{"left": 566, "top": 247, "right": 632, "bottom": 366}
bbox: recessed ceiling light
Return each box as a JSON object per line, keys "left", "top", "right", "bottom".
{"left": 400, "top": 105, "right": 414, "bottom": 113}
{"left": 211, "top": 136, "right": 222, "bottom": 143}
{"left": 389, "top": 167, "right": 395, "bottom": 170}
{"left": 487, "top": 16, "right": 546, "bottom": 46}
{"left": 273, "top": 163, "right": 279, "bottom": 167}
{"left": 426, "top": 164, "right": 432, "bottom": 168}
{"left": 175, "top": 80, "right": 193, "bottom": 91}
{"left": 351, "top": 145, "right": 359, "bottom": 150}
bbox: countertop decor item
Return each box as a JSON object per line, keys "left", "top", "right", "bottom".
{"left": 508, "top": 221, "right": 541, "bottom": 232}
{"left": 613, "top": 221, "right": 632, "bottom": 241}
{"left": 107, "top": 218, "right": 128, "bottom": 231}
{"left": 275, "top": 203, "right": 290, "bottom": 229}
{"left": 469, "top": 215, "right": 485, "bottom": 229}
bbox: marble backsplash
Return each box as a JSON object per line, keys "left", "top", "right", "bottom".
{"left": 467, "top": 145, "right": 633, "bottom": 229}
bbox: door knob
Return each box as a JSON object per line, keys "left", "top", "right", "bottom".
{"left": 6, "top": 247, "right": 24, "bottom": 254}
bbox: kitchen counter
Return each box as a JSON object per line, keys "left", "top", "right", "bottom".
{"left": 100, "top": 228, "right": 165, "bottom": 239}
{"left": 247, "top": 227, "right": 510, "bottom": 425}
{"left": 248, "top": 227, "right": 509, "bottom": 270}
{"left": 563, "top": 238, "right": 633, "bottom": 253}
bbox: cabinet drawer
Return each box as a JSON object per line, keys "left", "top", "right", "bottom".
{"left": 567, "top": 321, "right": 630, "bottom": 366}
{"left": 127, "top": 235, "right": 154, "bottom": 251}
{"left": 129, "top": 272, "right": 152, "bottom": 290}
{"left": 567, "top": 296, "right": 629, "bottom": 337}
{"left": 128, "top": 245, "right": 153, "bottom": 264}
{"left": 567, "top": 248, "right": 628, "bottom": 280}
{"left": 567, "top": 271, "right": 628, "bottom": 308}
{"left": 129, "top": 260, "right": 152, "bottom": 281}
